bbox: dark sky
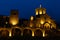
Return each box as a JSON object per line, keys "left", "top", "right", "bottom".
{"left": 0, "top": 0, "right": 60, "bottom": 22}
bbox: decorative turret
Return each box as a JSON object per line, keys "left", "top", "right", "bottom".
{"left": 35, "top": 4, "right": 46, "bottom": 15}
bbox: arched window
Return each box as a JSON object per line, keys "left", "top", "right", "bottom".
{"left": 0, "top": 30, "right": 9, "bottom": 37}
{"left": 23, "top": 29, "right": 32, "bottom": 36}
{"left": 12, "top": 28, "right": 21, "bottom": 36}
{"left": 34, "top": 29, "right": 42, "bottom": 37}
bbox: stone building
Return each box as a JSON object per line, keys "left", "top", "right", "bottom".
{"left": 0, "top": 5, "right": 57, "bottom": 37}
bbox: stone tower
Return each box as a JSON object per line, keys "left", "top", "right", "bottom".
{"left": 9, "top": 10, "right": 19, "bottom": 26}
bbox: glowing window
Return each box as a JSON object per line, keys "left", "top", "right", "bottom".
{"left": 30, "top": 16, "right": 34, "bottom": 21}
{"left": 39, "top": 10, "right": 42, "bottom": 14}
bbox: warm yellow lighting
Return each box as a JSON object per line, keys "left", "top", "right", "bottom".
{"left": 40, "top": 20, "right": 44, "bottom": 24}
{"left": 44, "top": 23, "right": 50, "bottom": 29}
{"left": 51, "top": 23, "right": 56, "bottom": 29}
{"left": 48, "top": 21, "right": 51, "bottom": 23}
{"left": 40, "top": 18, "right": 45, "bottom": 24}
{"left": 30, "top": 16, "right": 34, "bottom": 21}
{"left": 12, "top": 21, "right": 17, "bottom": 25}
{"left": 43, "top": 10, "right": 46, "bottom": 14}
{"left": 30, "top": 24, "right": 33, "bottom": 27}
{"left": 43, "top": 31, "right": 45, "bottom": 37}
{"left": 36, "top": 23, "right": 41, "bottom": 27}
{"left": 46, "top": 18, "right": 51, "bottom": 23}
{"left": 10, "top": 19, "right": 18, "bottom": 25}
{"left": 36, "top": 9, "right": 38, "bottom": 15}
{"left": 39, "top": 10, "right": 42, "bottom": 14}
{"left": 32, "top": 31, "right": 34, "bottom": 37}
{"left": 9, "top": 16, "right": 19, "bottom": 25}
{"left": 9, "top": 31, "right": 12, "bottom": 37}
{"left": 41, "top": 21, "right": 44, "bottom": 24}
{"left": 43, "top": 33, "right": 45, "bottom": 37}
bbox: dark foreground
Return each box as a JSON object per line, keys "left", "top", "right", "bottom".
{"left": 0, "top": 36, "right": 60, "bottom": 40}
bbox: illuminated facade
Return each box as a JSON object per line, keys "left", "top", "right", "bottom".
{"left": 34, "top": 5, "right": 56, "bottom": 29}
{"left": 0, "top": 5, "right": 59, "bottom": 37}
{"left": 9, "top": 10, "right": 19, "bottom": 26}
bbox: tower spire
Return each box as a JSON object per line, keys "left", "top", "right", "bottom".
{"left": 40, "top": 4, "right": 42, "bottom": 8}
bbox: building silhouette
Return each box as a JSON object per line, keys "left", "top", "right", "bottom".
{"left": 0, "top": 5, "right": 60, "bottom": 37}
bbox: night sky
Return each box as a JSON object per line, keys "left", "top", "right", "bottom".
{"left": 0, "top": 0, "right": 60, "bottom": 23}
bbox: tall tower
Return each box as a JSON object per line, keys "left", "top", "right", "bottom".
{"left": 9, "top": 10, "right": 19, "bottom": 26}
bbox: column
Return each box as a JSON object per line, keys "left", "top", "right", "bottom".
{"left": 21, "top": 31, "right": 23, "bottom": 36}
{"left": 9, "top": 30, "right": 12, "bottom": 37}
{"left": 42, "top": 30, "right": 45, "bottom": 37}
{"left": 32, "top": 30, "right": 34, "bottom": 37}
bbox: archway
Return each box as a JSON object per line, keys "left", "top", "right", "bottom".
{"left": 44, "top": 23, "right": 50, "bottom": 29}
{"left": 45, "top": 30, "right": 55, "bottom": 37}
{"left": 23, "top": 29, "right": 32, "bottom": 36}
{"left": 0, "top": 30, "right": 9, "bottom": 37}
{"left": 34, "top": 29, "right": 42, "bottom": 37}
{"left": 12, "top": 28, "right": 21, "bottom": 36}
